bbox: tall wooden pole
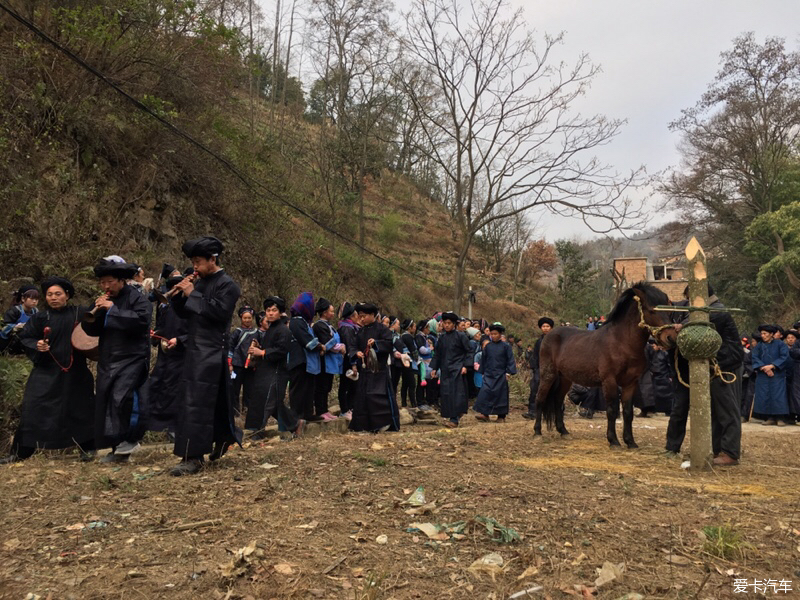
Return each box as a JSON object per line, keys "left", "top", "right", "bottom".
{"left": 685, "top": 237, "right": 713, "bottom": 471}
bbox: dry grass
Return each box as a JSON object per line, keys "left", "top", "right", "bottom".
{"left": 1, "top": 406, "right": 799, "bottom": 599}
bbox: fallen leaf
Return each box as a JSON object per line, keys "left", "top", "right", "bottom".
{"left": 571, "top": 553, "right": 587, "bottom": 566}
{"left": 375, "top": 534, "right": 388, "bottom": 544}
{"left": 665, "top": 554, "right": 690, "bottom": 566}
{"left": 274, "top": 563, "right": 294, "bottom": 575}
{"left": 3, "top": 538, "right": 21, "bottom": 550}
{"left": 516, "top": 565, "right": 539, "bottom": 580}
{"left": 370, "top": 443, "right": 384, "bottom": 451}
{"left": 468, "top": 553, "right": 506, "bottom": 581}
{"left": 594, "top": 561, "right": 624, "bottom": 587}
{"left": 295, "top": 520, "right": 319, "bottom": 530}
{"left": 259, "top": 463, "right": 279, "bottom": 470}
{"left": 65, "top": 523, "right": 85, "bottom": 531}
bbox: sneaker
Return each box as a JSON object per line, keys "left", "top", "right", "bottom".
{"left": 342, "top": 410, "right": 353, "bottom": 421}
{"left": 100, "top": 452, "right": 130, "bottom": 464}
{"left": 114, "top": 441, "right": 140, "bottom": 455}
{"left": 417, "top": 404, "right": 431, "bottom": 412}
{"left": 763, "top": 419, "right": 777, "bottom": 426}
{"left": 321, "top": 412, "right": 338, "bottom": 422}
{"left": 376, "top": 424, "right": 391, "bottom": 432}
{"left": 346, "top": 369, "right": 359, "bottom": 381}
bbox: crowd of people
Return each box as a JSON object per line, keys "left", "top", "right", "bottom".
{"left": 2, "top": 242, "right": 798, "bottom": 474}
{"left": 0, "top": 237, "right": 521, "bottom": 475}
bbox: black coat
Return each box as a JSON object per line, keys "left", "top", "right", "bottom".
{"left": 229, "top": 327, "right": 258, "bottom": 368}
{"left": 430, "top": 330, "right": 472, "bottom": 419}
{"left": 82, "top": 284, "right": 151, "bottom": 447}
{"left": 338, "top": 320, "right": 359, "bottom": 373}
{"left": 787, "top": 341, "right": 800, "bottom": 415}
{"left": 313, "top": 319, "right": 336, "bottom": 374}
{"left": 145, "top": 302, "right": 188, "bottom": 432}
{"left": 249, "top": 318, "right": 292, "bottom": 428}
{"left": 349, "top": 321, "right": 399, "bottom": 432}
{"left": 401, "top": 332, "right": 418, "bottom": 362}
{"left": 287, "top": 316, "right": 318, "bottom": 371}
{"left": 16, "top": 305, "right": 95, "bottom": 449}
{"left": 171, "top": 269, "right": 242, "bottom": 458}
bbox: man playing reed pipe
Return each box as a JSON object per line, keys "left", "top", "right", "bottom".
{"left": 169, "top": 236, "right": 242, "bottom": 476}
{"left": 83, "top": 255, "right": 152, "bottom": 464}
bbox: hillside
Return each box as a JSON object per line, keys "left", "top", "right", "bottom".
{"left": 0, "top": 3, "right": 558, "bottom": 341}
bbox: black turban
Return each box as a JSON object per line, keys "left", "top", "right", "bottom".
{"left": 339, "top": 301, "right": 354, "bottom": 320}
{"left": 182, "top": 236, "right": 224, "bottom": 259}
{"left": 93, "top": 256, "right": 138, "bottom": 279}
{"left": 263, "top": 295, "right": 287, "bottom": 313}
{"left": 315, "top": 297, "right": 332, "bottom": 315}
{"left": 538, "top": 317, "right": 555, "bottom": 328}
{"left": 238, "top": 305, "right": 255, "bottom": 318}
{"left": 356, "top": 302, "right": 378, "bottom": 315}
{"left": 758, "top": 324, "right": 777, "bottom": 334}
{"left": 160, "top": 263, "right": 177, "bottom": 281}
{"left": 401, "top": 318, "right": 414, "bottom": 331}
{"left": 488, "top": 322, "right": 505, "bottom": 333}
{"left": 18, "top": 284, "right": 38, "bottom": 297}
{"left": 41, "top": 276, "right": 75, "bottom": 298}
{"left": 441, "top": 311, "right": 459, "bottom": 323}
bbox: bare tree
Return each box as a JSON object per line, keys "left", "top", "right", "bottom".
{"left": 399, "top": 0, "right": 643, "bottom": 310}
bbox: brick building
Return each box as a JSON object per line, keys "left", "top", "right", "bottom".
{"left": 612, "top": 255, "right": 687, "bottom": 302}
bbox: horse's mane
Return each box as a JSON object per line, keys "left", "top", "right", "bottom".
{"left": 606, "top": 282, "right": 669, "bottom": 324}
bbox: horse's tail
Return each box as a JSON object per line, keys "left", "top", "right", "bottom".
{"left": 540, "top": 373, "right": 562, "bottom": 430}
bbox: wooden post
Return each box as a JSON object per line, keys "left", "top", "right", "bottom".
{"left": 685, "top": 237, "right": 714, "bottom": 471}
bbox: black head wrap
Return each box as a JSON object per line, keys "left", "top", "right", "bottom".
{"left": 238, "top": 305, "right": 255, "bottom": 318}
{"left": 263, "top": 295, "right": 287, "bottom": 313}
{"left": 18, "top": 284, "right": 38, "bottom": 298}
{"left": 356, "top": 302, "right": 378, "bottom": 315}
{"left": 160, "top": 263, "right": 177, "bottom": 281}
{"left": 758, "top": 324, "right": 778, "bottom": 334}
{"left": 315, "top": 297, "right": 332, "bottom": 315}
{"left": 401, "top": 318, "right": 414, "bottom": 331}
{"left": 182, "top": 236, "right": 224, "bottom": 259}
{"left": 93, "top": 256, "right": 138, "bottom": 279}
{"left": 41, "top": 276, "right": 75, "bottom": 298}
{"left": 488, "top": 322, "right": 505, "bottom": 333}
{"left": 538, "top": 316, "right": 555, "bottom": 328}
{"left": 441, "top": 311, "right": 458, "bottom": 323}
{"left": 775, "top": 325, "right": 785, "bottom": 337}
{"left": 339, "top": 301, "right": 355, "bottom": 320}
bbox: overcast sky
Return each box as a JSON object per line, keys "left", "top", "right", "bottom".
{"left": 507, "top": 1, "right": 800, "bottom": 241}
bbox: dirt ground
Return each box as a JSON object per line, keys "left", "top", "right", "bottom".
{"left": 2, "top": 405, "right": 800, "bottom": 600}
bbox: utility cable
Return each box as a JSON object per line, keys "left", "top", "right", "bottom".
{"left": 0, "top": 0, "right": 450, "bottom": 289}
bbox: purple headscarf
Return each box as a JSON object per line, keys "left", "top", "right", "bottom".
{"left": 291, "top": 292, "right": 315, "bottom": 322}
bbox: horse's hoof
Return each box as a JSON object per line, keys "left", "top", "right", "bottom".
{"left": 626, "top": 442, "right": 639, "bottom": 449}
{"left": 558, "top": 430, "right": 570, "bottom": 437}
{"left": 609, "top": 440, "right": 621, "bottom": 447}
{"left": 533, "top": 431, "right": 542, "bottom": 437}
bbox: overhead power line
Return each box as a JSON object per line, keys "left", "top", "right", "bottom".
{"left": 0, "top": 0, "right": 450, "bottom": 289}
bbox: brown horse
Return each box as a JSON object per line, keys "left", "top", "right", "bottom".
{"left": 533, "top": 282, "right": 678, "bottom": 448}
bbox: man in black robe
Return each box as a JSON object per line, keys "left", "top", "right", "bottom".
{"left": 349, "top": 303, "right": 400, "bottom": 432}
{"left": 523, "top": 316, "right": 553, "bottom": 420}
{"left": 169, "top": 237, "right": 243, "bottom": 476}
{"left": 144, "top": 275, "right": 188, "bottom": 436}
{"left": 0, "top": 277, "right": 95, "bottom": 463}
{"left": 83, "top": 257, "right": 152, "bottom": 463}
{"left": 430, "top": 312, "right": 473, "bottom": 427}
{"left": 473, "top": 323, "right": 516, "bottom": 422}
{"left": 248, "top": 296, "right": 305, "bottom": 437}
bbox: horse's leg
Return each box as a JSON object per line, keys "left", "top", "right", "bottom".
{"left": 603, "top": 381, "right": 621, "bottom": 447}
{"left": 533, "top": 368, "right": 555, "bottom": 437}
{"left": 555, "top": 379, "right": 571, "bottom": 436}
{"left": 621, "top": 383, "right": 638, "bottom": 449}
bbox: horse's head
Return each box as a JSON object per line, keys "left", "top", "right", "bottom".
{"left": 608, "top": 282, "right": 678, "bottom": 348}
